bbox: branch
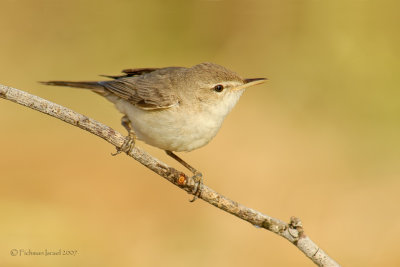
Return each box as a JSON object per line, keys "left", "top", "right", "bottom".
{"left": 0, "top": 84, "right": 340, "bottom": 267}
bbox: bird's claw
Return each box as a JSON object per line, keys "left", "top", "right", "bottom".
{"left": 189, "top": 172, "right": 203, "bottom": 202}
{"left": 112, "top": 136, "right": 135, "bottom": 156}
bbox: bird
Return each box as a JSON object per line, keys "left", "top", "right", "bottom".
{"left": 41, "top": 62, "right": 266, "bottom": 199}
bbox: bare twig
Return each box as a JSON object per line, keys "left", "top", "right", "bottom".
{"left": 0, "top": 84, "right": 340, "bottom": 267}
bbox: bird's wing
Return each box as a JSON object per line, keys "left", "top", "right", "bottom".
{"left": 122, "top": 68, "right": 160, "bottom": 76}
{"left": 99, "top": 68, "right": 181, "bottom": 110}
{"left": 100, "top": 68, "right": 160, "bottom": 79}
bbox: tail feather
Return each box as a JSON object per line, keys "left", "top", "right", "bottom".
{"left": 40, "top": 81, "right": 104, "bottom": 90}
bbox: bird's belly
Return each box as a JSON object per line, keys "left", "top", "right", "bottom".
{"left": 116, "top": 101, "right": 223, "bottom": 152}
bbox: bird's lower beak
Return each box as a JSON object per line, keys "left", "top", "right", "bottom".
{"left": 234, "top": 78, "right": 267, "bottom": 91}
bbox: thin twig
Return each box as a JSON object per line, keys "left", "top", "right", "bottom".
{"left": 0, "top": 84, "right": 340, "bottom": 267}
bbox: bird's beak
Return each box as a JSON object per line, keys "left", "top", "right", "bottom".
{"left": 234, "top": 78, "right": 267, "bottom": 91}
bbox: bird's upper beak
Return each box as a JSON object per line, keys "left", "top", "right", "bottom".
{"left": 234, "top": 78, "right": 267, "bottom": 91}
{"left": 244, "top": 78, "right": 267, "bottom": 85}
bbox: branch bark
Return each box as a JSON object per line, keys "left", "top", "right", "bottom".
{"left": 0, "top": 84, "right": 340, "bottom": 267}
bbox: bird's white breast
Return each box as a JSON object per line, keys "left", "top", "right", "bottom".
{"left": 108, "top": 90, "right": 244, "bottom": 152}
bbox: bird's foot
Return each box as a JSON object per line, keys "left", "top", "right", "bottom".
{"left": 164, "top": 150, "right": 203, "bottom": 202}
{"left": 112, "top": 135, "right": 135, "bottom": 156}
{"left": 112, "top": 115, "right": 137, "bottom": 156}
{"left": 189, "top": 171, "right": 203, "bottom": 202}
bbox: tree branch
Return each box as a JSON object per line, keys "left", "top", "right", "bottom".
{"left": 0, "top": 84, "right": 340, "bottom": 267}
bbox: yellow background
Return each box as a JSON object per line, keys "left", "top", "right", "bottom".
{"left": 1, "top": 0, "right": 399, "bottom": 266}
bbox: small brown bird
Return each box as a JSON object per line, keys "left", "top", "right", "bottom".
{"left": 42, "top": 62, "right": 266, "bottom": 198}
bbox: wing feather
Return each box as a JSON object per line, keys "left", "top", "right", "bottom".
{"left": 100, "top": 67, "right": 182, "bottom": 110}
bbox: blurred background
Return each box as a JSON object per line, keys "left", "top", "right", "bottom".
{"left": 1, "top": 0, "right": 399, "bottom": 266}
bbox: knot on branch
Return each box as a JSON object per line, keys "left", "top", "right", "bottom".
{"left": 177, "top": 173, "right": 187, "bottom": 186}
{"left": 288, "top": 216, "right": 305, "bottom": 243}
{"left": 262, "top": 219, "right": 287, "bottom": 233}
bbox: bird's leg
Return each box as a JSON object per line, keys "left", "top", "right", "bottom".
{"left": 112, "top": 115, "right": 137, "bottom": 156}
{"left": 165, "top": 150, "right": 203, "bottom": 202}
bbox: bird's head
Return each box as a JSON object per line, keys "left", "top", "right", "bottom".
{"left": 180, "top": 62, "right": 266, "bottom": 113}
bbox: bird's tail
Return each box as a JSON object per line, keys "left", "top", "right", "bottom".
{"left": 40, "top": 80, "right": 104, "bottom": 90}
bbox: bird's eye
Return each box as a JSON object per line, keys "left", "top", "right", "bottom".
{"left": 214, "top": 84, "right": 224, "bottom": 92}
